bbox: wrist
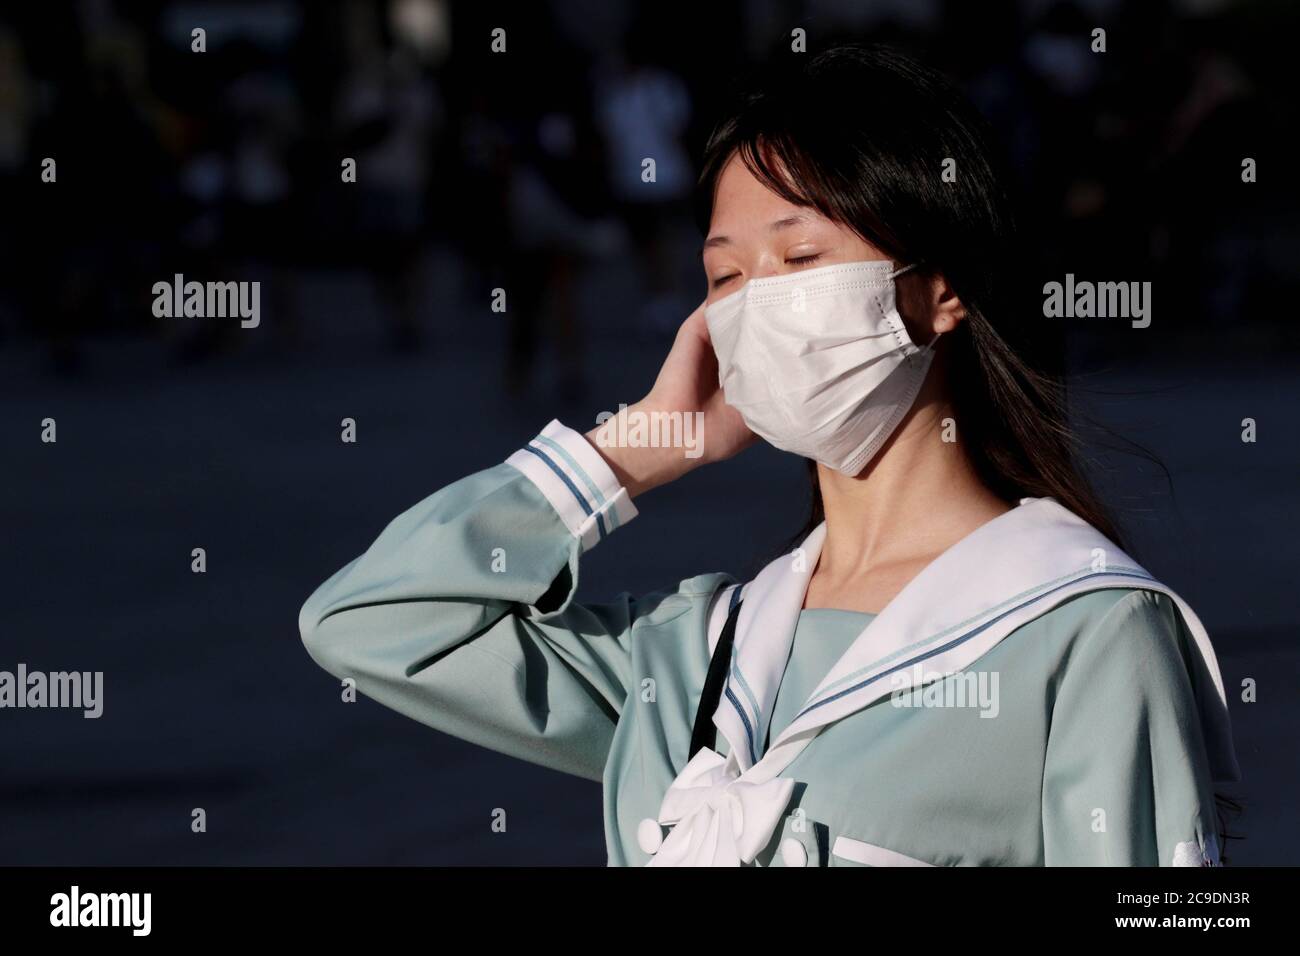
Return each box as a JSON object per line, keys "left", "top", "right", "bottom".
{"left": 584, "top": 402, "right": 702, "bottom": 498}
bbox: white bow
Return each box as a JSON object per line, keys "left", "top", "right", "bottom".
{"left": 645, "top": 748, "right": 795, "bottom": 866}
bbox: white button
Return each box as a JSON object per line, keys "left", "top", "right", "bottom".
{"left": 637, "top": 818, "right": 664, "bottom": 855}
{"left": 781, "top": 837, "right": 808, "bottom": 868}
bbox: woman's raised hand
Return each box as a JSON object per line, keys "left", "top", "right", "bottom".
{"left": 586, "top": 302, "right": 757, "bottom": 498}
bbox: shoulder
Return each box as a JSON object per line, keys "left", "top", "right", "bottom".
{"left": 1043, "top": 587, "right": 1199, "bottom": 700}
{"left": 1046, "top": 587, "right": 1180, "bottom": 640}
{"left": 1057, "top": 587, "right": 1182, "bottom": 651}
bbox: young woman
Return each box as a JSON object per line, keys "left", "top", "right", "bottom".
{"left": 299, "top": 45, "right": 1238, "bottom": 867}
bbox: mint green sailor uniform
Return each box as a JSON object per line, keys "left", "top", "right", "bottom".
{"left": 299, "top": 420, "right": 1239, "bottom": 867}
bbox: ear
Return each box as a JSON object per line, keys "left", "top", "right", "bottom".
{"left": 896, "top": 269, "right": 967, "bottom": 344}
{"left": 926, "top": 272, "right": 967, "bottom": 337}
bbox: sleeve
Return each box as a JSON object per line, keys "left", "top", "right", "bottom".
{"left": 298, "top": 420, "right": 641, "bottom": 782}
{"left": 1041, "top": 590, "right": 1223, "bottom": 866}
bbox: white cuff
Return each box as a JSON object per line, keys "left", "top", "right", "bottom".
{"left": 506, "top": 420, "right": 639, "bottom": 552}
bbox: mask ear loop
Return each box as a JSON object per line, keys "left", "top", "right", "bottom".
{"left": 888, "top": 263, "right": 940, "bottom": 352}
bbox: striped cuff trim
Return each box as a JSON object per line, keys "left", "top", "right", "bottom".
{"left": 506, "top": 420, "right": 638, "bottom": 551}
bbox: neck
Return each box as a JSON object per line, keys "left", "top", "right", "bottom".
{"left": 816, "top": 397, "right": 1012, "bottom": 583}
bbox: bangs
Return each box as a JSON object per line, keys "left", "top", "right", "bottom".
{"left": 694, "top": 121, "right": 903, "bottom": 259}
{"left": 734, "top": 135, "right": 823, "bottom": 215}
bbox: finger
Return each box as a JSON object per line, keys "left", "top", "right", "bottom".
{"left": 680, "top": 299, "right": 710, "bottom": 345}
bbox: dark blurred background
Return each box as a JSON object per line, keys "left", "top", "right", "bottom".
{"left": 1, "top": 0, "right": 1296, "bottom": 865}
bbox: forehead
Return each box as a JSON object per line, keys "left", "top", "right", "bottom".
{"left": 709, "top": 155, "right": 815, "bottom": 228}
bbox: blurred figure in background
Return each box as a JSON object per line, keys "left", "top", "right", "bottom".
{"left": 0, "top": 20, "right": 33, "bottom": 347}
{"left": 210, "top": 37, "right": 301, "bottom": 360}
{"left": 470, "top": 11, "right": 627, "bottom": 404}
{"left": 502, "top": 105, "right": 626, "bottom": 402}
{"left": 335, "top": 1, "right": 442, "bottom": 353}
{"left": 594, "top": 24, "right": 694, "bottom": 339}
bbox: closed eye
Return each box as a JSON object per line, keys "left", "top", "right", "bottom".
{"left": 710, "top": 253, "right": 821, "bottom": 290}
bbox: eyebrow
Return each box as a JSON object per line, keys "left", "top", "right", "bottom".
{"left": 703, "top": 214, "right": 813, "bottom": 251}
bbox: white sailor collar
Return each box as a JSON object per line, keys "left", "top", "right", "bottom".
{"left": 646, "top": 497, "right": 1238, "bottom": 866}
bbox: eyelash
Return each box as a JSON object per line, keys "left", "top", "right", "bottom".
{"left": 711, "top": 254, "right": 824, "bottom": 290}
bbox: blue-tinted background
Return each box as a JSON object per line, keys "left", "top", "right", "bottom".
{"left": 1, "top": 0, "right": 1296, "bottom": 864}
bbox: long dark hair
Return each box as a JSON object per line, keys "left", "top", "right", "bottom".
{"left": 694, "top": 43, "right": 1124, "bottom": 548}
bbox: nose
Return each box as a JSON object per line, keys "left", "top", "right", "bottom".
{"left": 751, "top": 250, "right": 784, "bottom": 279}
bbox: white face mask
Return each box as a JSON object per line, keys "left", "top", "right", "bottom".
{"left": 705, "top": 258, "right": 938, "bottom": 476}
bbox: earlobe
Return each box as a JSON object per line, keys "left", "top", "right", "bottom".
{"left": 932, "top": 279, "right": 967, "bottom": 335}
{"left": 934, "top": 308, "right": 966, "bottom": 335}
